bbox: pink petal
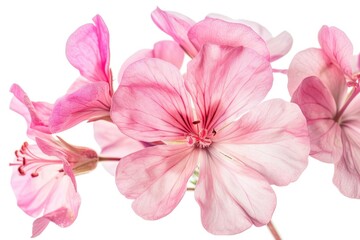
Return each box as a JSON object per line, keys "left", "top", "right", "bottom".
{"left": 111, "top": 58, "right": 194, "bottom": 142}
{"left": 267, "top": 31, "right": 293, "bottom": 62}
{"left": 206, "top": 15, "right": 292, "bottom": 62}
{"left": 318, "top": 25, "right": 353, "bottom": 78}
{"left": 185, "top": 44, "right": 272, "bottom": 131}
{"left": 66, "top": 15, "right": 110, "bottom": 83}
{"left": 49, "top": 81, "right": 111, "bottom": 133}
{"left": 292, "top": 76, "right": 343, "bottom": 163}
{"left": 333, "top": 127, "right": 360, "bottom": 198}
{"left": 10, "top": 84, "right": 53, "bottom": 134}
{"left": 188, "top": 17, "right": 270, "bottom": 60}
{"left": 151, "top": 7, "right": 197, "bottom": 57}
{"left": 215, "top": 99, "right": 309, "bottom": 185}
{"left": 93, "top": 120, "right": 147, "bottom": 175}
{"left": 152, "top": 40, "right": 184, "bottom": 69}
{"left": 117, "top": 40, "right": 184, "bottom": 82}
{"left": 195, "top": 149, "right": 276, "bottom": 234}
{"left": 287, "top": 48, "right": 348, "bottom": 106}
{"left": 116, "top": 145, "right": 198, "bottom": 219}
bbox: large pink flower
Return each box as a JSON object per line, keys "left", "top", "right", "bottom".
{"left": 289, "top": 26, "right": 360, "bottom": 198}
{"left": 49, "top": 15, "right": 113, "bottom": 133}
{"left": 111, "top": 44, "right": 309, "bottom": 234}
{"left": 10, "top": 84, "right": 98, "bottom": 237}
{"left": 151, "top": 7, "right": 292, "bottom": 64}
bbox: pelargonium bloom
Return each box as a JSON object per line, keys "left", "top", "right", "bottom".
{"left": 111, "top": 43, "right": 309, "bottom": 234}
{"left": 10, "top": 83, "right": 98, "bottom": 237}
{"left": 10, "top": 135, "right": 98, "bottom": 237}
{"left": 49, "top": 15, "right": 113, "bottom": 133}
{"left": 289, "top": 25, "right": 360, "bottom": 198}
{"left": 151, "top": 7, "right": 292, "bottom": 65}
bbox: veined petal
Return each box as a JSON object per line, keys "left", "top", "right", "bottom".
{"left": 111, "top": 58, "right": 193, "bottom": 142}
{"left": 333, "top": 127, "right": 360, "bottom": 198}
{"left": 214, "top": 99, "right": 309, "bottom": 185}
{"left": 116, "top": 145, "right": 198, "bottom": 219}
{"left": 66, "top": 15, "right": 110, "bottom": 83}
{"left": 287, "top": 48, "right": 348, "bottom": 106}
{"left": 185, "top": 44, "right": 272, "bottom": 131}
{"left": 118, "top": 40, "right": 184, "bottom": 82}
{"left": 10, "top": 84, "right": 53, "bottom": 134}
{"left": 31, "top": 178, "right": 81, "bottom": 237}
{"left": 267, "top": 31, "right": 293, "bottom": 62}
{"left": 292, "top": 76, "right": 342, "bottom": 163}
{"left": 49, "top": 81, "right": 111, "bottom": 133}
{"left": 151, "top": 7, "right": 197, "bottom": 57}
{"left": 93, "top": 120, "right": 147, "bottom": 175}
{"left": 188, "top": 17, "right": 269, "bottom": 60}
{"left": 195, "top": 149, "right": 276, "bottom": 234}
{"left": 318, "top": 25, "right": 353, "bottom": 78}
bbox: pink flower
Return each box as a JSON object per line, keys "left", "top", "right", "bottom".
{"left": 151, "top": 7, "right": 292, "bottom": 64}
{"left": 289, "top": 26, "right": 360, "bottom": 198}
{"left": 111, "top": 43, "right": 309, "bottom": 234}
{"left": 10, "top": 136, "right": 98, "bottom": 237}
{"left": 49, "top": 15, "right": 113, "bottom": 133}
{"left": 10, "top": 84, "right": 98, "bottom": 237}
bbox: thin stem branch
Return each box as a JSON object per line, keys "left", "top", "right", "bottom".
{"left": 98, "top": 156, "right": 121, "bottom": 162}
{"left": 267, "top": 220, "right": 281, "bottom": 240}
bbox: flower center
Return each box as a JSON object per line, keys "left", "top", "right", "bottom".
{"left": 10, "top": 142, "right": 63, "bottom": 178}
{"left": 186, "top": 121, "right": 216, "bottom": 148}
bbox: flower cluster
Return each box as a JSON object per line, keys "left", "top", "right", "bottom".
{"left": 8, "top": 7, "right": 360, "bottom": 238}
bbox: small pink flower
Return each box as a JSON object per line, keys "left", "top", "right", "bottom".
{"left": 10, "top": 84, "right": 98, "bottom": 237}
{"left": 289, "top": 26, "right": 360, "bottom": 198}
{"left": 10, "top": 135, "right": 98, "bottom": 237}
{"left": 111, "top": 43, "right": 309, "bottom": 234}
{"left": 151, "top": 7, "right": 292, "bottom": 65}
{"left": 49, "top": 15, "right": 113, "bottom": 133}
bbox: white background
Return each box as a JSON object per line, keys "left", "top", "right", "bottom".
{"left": 1, "top": 0, "right": 360, "bottom": 239}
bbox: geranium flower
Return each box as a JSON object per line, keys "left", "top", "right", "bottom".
{"left": 10, "top": 85, "right": 98, "bottom": 237}
{"left": 111, "top": 43, "right": 309, "bottom": 234}
{"left": 151, "top": 7, "right": 292, "bottom": 66}
{"left": 289, "top": 25, "right": 360, "bottom": 198}
{"left": 49, "top": 15, "right": 113, "bottom": 133}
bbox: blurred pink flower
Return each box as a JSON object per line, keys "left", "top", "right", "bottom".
{"left": 290, "top": 26, "right": 360, "bottom": 198}
{"left": 151, "top": 7, "right": 292, "bottom": 65}
{"left": 111, "top": 43, "right": 309, "bottom": 234}
{"left": 10, "top": 84, "right": 98, "bottom": 237}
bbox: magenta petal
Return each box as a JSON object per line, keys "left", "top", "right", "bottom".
{"left": 49, "top": 81, "right": 111, "bottom": 133}
{"left": 151, "top": 7, "right": 197, "bottom": 57}
{"left": 111, "top": 58, "right": 193, "bottom": 142}
{"left": 195, "top": 149, "right": 276, "bottom": 234}
{"left": 287, "top": 48, "right": 348, "bottom": 105}
{"left": 215, "top": 99, "right": 309, "bottom": 185}
{"left": 10, "top": 84, "right": 53, "bottom": 134}
{"left": 188, "top": 17, "right": 269, "bottom": 60}
{"left": 292, "top": 76, "right": 343, "bottom": 163}
{"left": 116, "top": 145, "right": 198, "bottom": 219}
{"left": 185, "top": 44, "right": 272, "bottom": 131}
{"left": 318, "top": 25, "right": 353, "bottom": 78}
{"left": 94, "top": 120, "right": 147, "bottom": 175}
{"left": 66, "top": 15, "right": 110, "bottom": 83}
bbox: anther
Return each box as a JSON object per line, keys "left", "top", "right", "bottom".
{"left": 192, "top": 120, "right": 200, "bottom": 125}
{"left": 31, "top": 172, "right": 39, "bottom": 178}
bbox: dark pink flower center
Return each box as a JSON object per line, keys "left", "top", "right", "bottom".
{"left": 10, "top": 142, "right": 63, "bottom": 178}
{"left": 186, "top": 121, "right": 216, "bottom": 148}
